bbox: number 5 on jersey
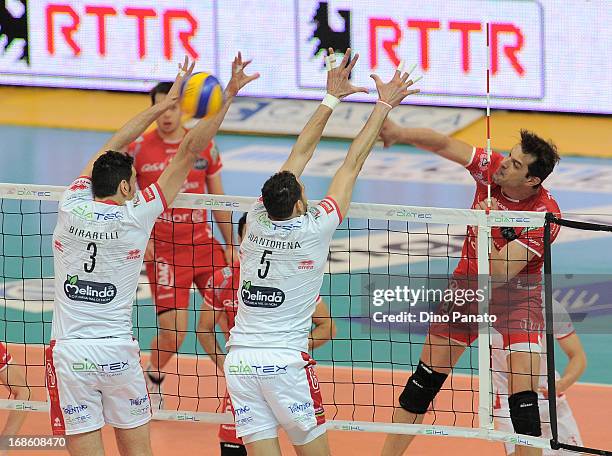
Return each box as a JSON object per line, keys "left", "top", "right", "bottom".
{"left": 258, "top": 250, "right": 272, "bottom": 279}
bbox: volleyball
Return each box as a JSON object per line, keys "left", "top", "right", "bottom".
{"left": 180, "top": 72, "right": 224, "bottom": 119}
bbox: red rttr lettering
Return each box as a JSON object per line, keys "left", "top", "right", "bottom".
{"left": 369, "top": 18, "right": 525, "bottom": 76}
{"left": 45, "top": 4, "right": 199, "bottom": 60}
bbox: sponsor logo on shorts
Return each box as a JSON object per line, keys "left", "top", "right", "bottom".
{"left": 65, "top": 414, "right": 92, "bottom": 425}
{"left": 227, "top": 360, "right": 288, "bottom": 376}
{"left": 63, "top": 404, "right": 88, "bottom": 415}
{"left": 234, "top": 405, "right": 250, "bottom": 416}
{"left": 236, "top": 416, "right": 254, "bottom": 426}
{"left": 288, "top": 401, "right": 312, "bottom": 414}
{"left": 241, "top": 281, "right": 285, "bottom": 308}
{"left": 71, "top": 358, "right": 129, "bottom": 375}
{"left": 177, "top": 413, "right": 200, "bottom": 421}
{"left": 64, "top": 275, "right": 116, "bottom": 304}
{"left": 129, "top": 395, "right": 149, "bottom": 406}
{"left": 155, "top": 259, "right": 174, "bottom": 290}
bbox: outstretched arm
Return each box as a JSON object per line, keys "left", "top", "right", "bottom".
{"left": 379, "top": 119, "right": 473, "bottom": 166}
{"left": 280, "top": 48, "right": 367, "bottom": 177}
{"left": 79, "top": 57, "right": 195, "bottom": 178}
{"left": 157, "top": 53, "right": 260, "bottom": 206}
{"left": 327, "top": 66, "right": 420, "bottom": 217}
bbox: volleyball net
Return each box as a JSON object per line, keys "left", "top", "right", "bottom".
{"left": 1, "top": 183, "right": 612, "bottom": 455}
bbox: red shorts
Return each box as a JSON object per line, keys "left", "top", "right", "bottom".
{"left": 219, "top": 390, "right": 243, "bottom": 445}
{"left": 146, "top": 238, "right": 226, "bottom": 314}
{"left": 429, "top": 279, "right": 544, "bottom": 349}
{"left": 0, "top": 342, "right": 12, "bottom": 371}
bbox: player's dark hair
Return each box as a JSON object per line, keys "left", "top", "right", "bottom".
{"left": 238, "top": 213, "right": 247, "bottom": 239}
{"left": 520, "top": 130, "right": 560, "bottom": 187}
{"left": 261, "top": 171, "right": 302, "bottom": 220}
{"left": 150, "top": 82, "right": 173, "bottom": 105}
{"left": 91, "top": 151, "right": 134, "bottom": 198}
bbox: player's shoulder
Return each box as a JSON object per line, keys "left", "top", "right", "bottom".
{"left": 534, "top": 186, "right": 561, "bottom": 214}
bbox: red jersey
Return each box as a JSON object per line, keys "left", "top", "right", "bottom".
{"left": 455, "top": 148, "right": 561, "bottom": 303}
{"left": 204, "top": 264, "right": 240, "bottom": 329}
{"left": 129, "top": 130, "right": 222, "bottom": 243}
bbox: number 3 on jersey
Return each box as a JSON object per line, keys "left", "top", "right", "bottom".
{"left": 258, "top": 250, "right": 272, "bottom": 279}
{"left": 84, "top": 242, "right": 97, "bottom": 273}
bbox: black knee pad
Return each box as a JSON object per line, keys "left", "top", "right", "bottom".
{"left": 509, "top": 391, "right": 542, "bottom": 437}
{"left": 399, "top": 361, "right": 448, "bottom": 414}
{"left": 220, "top": 442, "right": 247, "bottom": 456}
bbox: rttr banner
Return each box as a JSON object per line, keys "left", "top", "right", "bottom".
{"left": 0, "top": 0, "right": 610, "bottom": 114}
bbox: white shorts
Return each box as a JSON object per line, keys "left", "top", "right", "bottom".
{"left": 496, "top": 396, "right": 582, "bottom": 455}
{"left": 45, "top": 338, "right": 151, "bottom": 436}
{"left": 224, "top": 347, "right": 326, "bottom": 444}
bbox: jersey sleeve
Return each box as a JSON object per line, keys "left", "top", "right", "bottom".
{"left": 514, "top": 217, "right": 560, "bottom": 258}
{"left": 552, "top": 300, "right": 575, "bottom": 339}
{"left": 60, "top": 176, "right": 93, "bottom": 210}
{"left": 130, "top": 183, "right": 167, "bottom": 231}
{"left": 309, "top": 196, "right": 342, "bottom": 236}
{"left": 465, "top": 147, "right": 504, "bottom": 187}
{"left": 206, "top": 141, "right": 223, "bottom": 177}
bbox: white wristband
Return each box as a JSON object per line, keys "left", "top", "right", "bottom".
{"left": 321, "top": 93, "right": 340, "bottom": 110}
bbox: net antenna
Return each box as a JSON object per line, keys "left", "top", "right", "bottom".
{"left": 477, "top": 22, "right": 494, "bottom": 431}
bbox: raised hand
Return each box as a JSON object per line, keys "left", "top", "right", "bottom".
{"left": 325, "top": 48, "right": 368, "bottom": 99}
{"left": 225, "top": 52, "right": 260, "bottom": 98}
{"left": 166, "top": 56, "right": 196, "bottom": 104}
{"left": 370, "top": 63, "right": 420, "bottom": 108}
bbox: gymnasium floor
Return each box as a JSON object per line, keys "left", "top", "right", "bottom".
{"left": 1, "top": 95, "right": 612, "bottom": 454}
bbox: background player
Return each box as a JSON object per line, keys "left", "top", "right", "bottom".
{"left": 197, "top": 213, "right": 337, "bottom": 456}
{"left": 128, "top": 80, "right": 234, "bottom": 410}
{"left": 493, "top": 299, "right": 586, "bottom": 455}
{"left": 379, "top": 121, "right": 561, "bottom": 456}
{"left": 224, "top": 49, "right": 419, "bottom": 456}
{"left": 47, "top": 54, "right": 258, "bottom": 456}
{"left": 0, "top": 342, "right": 29, "bottom": 453}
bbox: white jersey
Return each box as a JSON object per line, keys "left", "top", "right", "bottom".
{"left": 228, "top": 196, "right": 342, "bottom": 352}
{"left": 51, "top": 176, "right": 166, "bottom": 340}
{"left": 492, "top": 299, "right": 576, "bottom": 404}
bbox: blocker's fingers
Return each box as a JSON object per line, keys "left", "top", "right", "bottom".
{"left": 408, "top": 63, "right": 417, "bottom": 75}
{"left": 346, "top": 53, "right": 360, "bottom": 72}
{"left": 396, "top": 60, "right": 405, "bottom": 73}
{"left": 339, "top": 48, "right": 351, "bottom": 68}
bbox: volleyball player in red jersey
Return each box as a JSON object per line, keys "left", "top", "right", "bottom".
{"left": 128, "top": 68, "right": 254, "bottom": 410}
{"left": 379, "top": 122, "right": 561, "bottom": 456}
{"left": 197, "top": 214, "right": 336, "bottom": 456}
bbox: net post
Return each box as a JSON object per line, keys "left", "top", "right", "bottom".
{"left": 544, "top": 213, "right": 560, "bottom": 450}
{"left": 477, "top": 211, "right": 493, "bottom": 431}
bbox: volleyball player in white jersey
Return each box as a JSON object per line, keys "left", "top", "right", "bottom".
{"left": 224, "top": 49, "right": 419, "bottom": 456}
{"left": 46, "top": 54, "right": 258, "bottom": 456}
{"left": 492, "top": 300, "right": 586, "bottom": 455}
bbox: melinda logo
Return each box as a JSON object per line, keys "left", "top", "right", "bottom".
{"left": 241, "top": 281, "right": 285, "bottom": 308}
{"left": 64, "top": 275, "right": 116, "bottom": 303}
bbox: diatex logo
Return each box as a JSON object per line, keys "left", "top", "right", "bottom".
{"left": 296, "top": 0, "right": 543, "bottom": 99}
